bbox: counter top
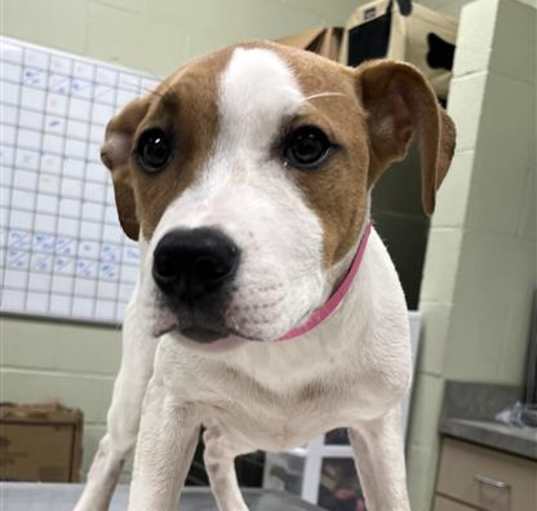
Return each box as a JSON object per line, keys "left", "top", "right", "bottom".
{"left": 440, "top": 417, "right": 537, "bottom": 460}
{"left": 439, "top": 381, "right": 537, "bottom": 461}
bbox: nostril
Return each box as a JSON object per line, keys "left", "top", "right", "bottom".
{"left": 153, "top": 250, "right": 178, "bottom": 283}
{"left": 194, "top": 256, "right": 227, "bottom": 282}
{"left": 193, "top": 245, "right": 238, "bottom": 284}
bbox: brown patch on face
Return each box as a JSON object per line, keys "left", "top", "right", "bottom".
{"left": 260, "top": 44, "right": 455, "bottom": 267}
{"left": 101, "top": 47, "right": 235, "bottom": 240}
{"left": 268, "top": 45, "right": 372, "bottom": 267}
{"left": 134, "top": 51, "right": 235, "bottom": 239}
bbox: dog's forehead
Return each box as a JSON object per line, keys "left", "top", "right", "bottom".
{"left": 219, "top": 47, "right": 304, "bottom": 134}
{"left": 161, "top": 42, "right": 357, "bottom": 124}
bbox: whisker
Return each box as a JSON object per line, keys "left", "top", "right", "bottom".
{"left": 302, "top": 92, "right": 347, "bottom": 102}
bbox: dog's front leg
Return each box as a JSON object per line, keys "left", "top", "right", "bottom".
{"left": 74, "top": 300, "right": 158, "bottom": 511}
{"left": 349, "top": 406, "right": 410, "bottom": 511}
{"left": 128, "top": 377, "right": 200, "bottom": 511}
{"left": 203, "top": 423, "right": 251, "bottom": 511}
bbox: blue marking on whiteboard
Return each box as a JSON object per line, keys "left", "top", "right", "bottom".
{"left": 101, "top": 244, "right": 120, "bottom": 263}
{"left": 55, "top": 256, "right": 74, "bottom": 274}
{"left": 8, "top": 230, "right": 31, "bottom": 250}
{"left": 34, "top": 254, "right": 52, "bottom": 271}
{"left": 100, "top": 262, "right": 118, "bottom": 281}
{"left": 124, "top": 247, "right": 139, "bottom": 262}
{"left": 76, "top": 259, "right": 95, "bottom": 278}
{"left": 50, "top": 75, "right": 71, "bottom": 95}
{"left": 34, "top": 233, "right": 55, "bottom": 253}
{"left": 23, "top": 68, "right": 42, "bottom": 86}
{"left": 72, "top": 79, "right": 93, "bottom": 96}
{"left": 56, "top": 237, "right": 75, "bottom": 256}
{"left": 22, "top": 68, "right": 45, "bottom": 85}
{"left": 7, "top": 249, "right": 28, "bottom": 268}
{"left": 55, "top": 257, "right": 67, "bottom": 269}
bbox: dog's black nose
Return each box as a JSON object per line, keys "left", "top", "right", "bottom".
{"left": 152, "top": 228, "right": 240, "bottom": 299}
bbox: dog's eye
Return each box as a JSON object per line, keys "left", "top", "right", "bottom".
{"left": 136, "top": 128, "right": 172, "bottom": 172}
{"left": 283, "top": 126, "right": 332, "bottom": 170}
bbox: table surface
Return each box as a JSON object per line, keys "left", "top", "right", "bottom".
{"left": 0, "top": 483, "right": 325, "bottom": 511}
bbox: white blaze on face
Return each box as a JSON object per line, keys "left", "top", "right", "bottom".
{"left": 147, "top": 47, "right": 327, "bottom": 341}
{"left": 218, "top": 47, "right": 304, "bottom": 148}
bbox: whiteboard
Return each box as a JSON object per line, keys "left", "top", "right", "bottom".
{"left": 0, "top": 36, "right": 159, "bottom": 324}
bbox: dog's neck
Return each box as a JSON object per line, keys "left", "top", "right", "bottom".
{"left": 279, "top": 219, "right": 372, "bottom": 341}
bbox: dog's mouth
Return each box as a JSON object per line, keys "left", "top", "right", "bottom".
{"left": 149, "top": 276, "right": 297, "bottom": 344}
{"left": 179, "top": 325, "right": 230, "bottom": 343}
{"left": 152, "top": 314, "right": 224, "bottom": 342}
{"left": 152, "top": 311, "right": 264, "bottom": 344}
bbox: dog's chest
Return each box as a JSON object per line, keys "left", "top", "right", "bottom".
{"left": 176, "top": 348, "right": 365, "bottom": 451}
{"left": 205, "top": 389, "right": 352, "bottom": 452}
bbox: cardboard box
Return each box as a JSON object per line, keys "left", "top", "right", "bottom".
{"left": 341, "top": 0, "right": 458, "bottom": 99}
{"left": 277, "top": 2, "right": 457, "bottom": 100}
{"left": 0, "top": 402, "right": 83, "bottom": 482}
{"left": 277, "top": 26, "right": 344, "bottom": 62}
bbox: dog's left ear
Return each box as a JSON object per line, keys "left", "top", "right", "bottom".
{"left": 355, "top": 60, "right": 456, "bottom": 215}
{"left": 100, "top": 96, "right": 151, "bottom": 240}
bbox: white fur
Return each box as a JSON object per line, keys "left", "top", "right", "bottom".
{"left": 74, "top": 48, "right": 412, "bottom": 511}
{"left": 141, "top": 47, "right": 328, "bottom": 341}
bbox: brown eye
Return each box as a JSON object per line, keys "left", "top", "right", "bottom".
{"left": 136, "top": 128, "right": 172, "bottom": 172}
{"left": 283, "top": 126, "right": 332, "bottom": 170}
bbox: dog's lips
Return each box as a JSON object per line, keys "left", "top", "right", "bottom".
{"left": 150, "top": 307, "right": 253, "bottom": 342}
{"left": 180, "top": 325, "right": 230, "bottom": 343}
{"left": 152, "top": 317, "right": 178, "bottom": 338}
{"left": 152, "top": 318, "right": 266, "bottom": 344}
{"left": 150, "top": 292, "right": 287, "bottom": 342}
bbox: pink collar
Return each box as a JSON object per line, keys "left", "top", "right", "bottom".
{"left": 278, "top": 223, "right": 372, "bottom": 341}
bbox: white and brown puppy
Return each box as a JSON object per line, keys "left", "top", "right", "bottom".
{"left": 74, "top": 41, "right": 455, "bottom": 511}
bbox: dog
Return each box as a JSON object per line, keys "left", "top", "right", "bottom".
{"left": 74, "top": 41, "right": 455, "bottom": 511}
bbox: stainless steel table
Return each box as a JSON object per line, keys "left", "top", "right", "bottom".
{"left": 0, "top": 483, "right": 325, "bottom": 510}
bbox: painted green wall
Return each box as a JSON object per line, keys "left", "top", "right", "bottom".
{"left": 2, "top": 0, "right": 360, "bottom": 76}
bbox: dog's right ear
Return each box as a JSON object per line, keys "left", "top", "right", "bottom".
{"left": 100, "top": 96, "right": 151, "bottom": 240}
{"left": 354, "top": 60, "right": 456, "bottom": 215}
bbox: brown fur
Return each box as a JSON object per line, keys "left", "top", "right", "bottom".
{"left": 101, "top": 47, "right": 234, "bottom": 240}
{"left": 134, "top": 56, "right": 223, "bottom": 240}
{"left": 101, "top": 42, "right": 455, "bottom": 267}
{"left": 356, "top": 59, "right": 456, "bottom": 215}
{"left": 270, "top": 46, "right": 456, "bottom": 264}
{"left": 270, "top": 44, "right": 371, "bottom": 265}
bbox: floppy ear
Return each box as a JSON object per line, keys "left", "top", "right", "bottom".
{"left": 100, "top": 96, "right": 151, "bottom": 240}
{"left": 355, "top": 60, "right": 456, "bottom": 215}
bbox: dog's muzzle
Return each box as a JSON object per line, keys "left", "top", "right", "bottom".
{"left": 152, "top": 227, "right": 240, "bottom": 342}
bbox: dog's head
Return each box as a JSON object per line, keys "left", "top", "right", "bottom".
{"left": 101, "top": 42, "right": 455, "bottom": 344}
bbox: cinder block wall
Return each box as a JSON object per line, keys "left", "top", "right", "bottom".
{"left": 407, "top": 0, "right": 537, "bottom": 509}
{"left": 0, "top": 0, "right": 359, "bottom": 480}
